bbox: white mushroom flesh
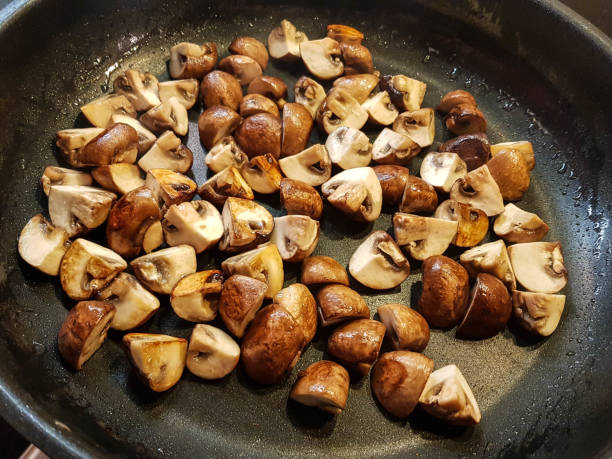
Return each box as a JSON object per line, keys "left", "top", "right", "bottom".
{"left": 459, "top": 240, "right": 517, "bottom": 290}
{"left": 270, "top": 215, "right": 320, "bottom": 262}
{"left": 158, "top": 79, "right": 199, "bottom": 109}
{"left": 130, "top": 245, "right": 197, "bottom": 294}
{"left": 321, "top": 167, "right": 383, "bottom": 222}
{"left": 113, "top": 69, "right": 161, "bottom": 111}
{"left": 187, "top": 324, "right": 240, "bottom": 380}
{"left": 321, "top": 88, "right": 368, "bottom": 133}
{"left": 361, "top": 91, "right": 398, "bottom": 126}
{"left": 268, "top": 19, "right": 308, "bottom": 61}
{"left": 450, "top": 165, "right": 504, "bottom": 216}
{"left": 392, "top": 108, "right": 435, "bottom": 148}
{"left": 205, "top": 137, "right": 248, "bottom": 173}
{"left": 393, "top": 213, "right": 458, "bottom": 260}
{"left": 493, "top": 203, "right": 549, "bottom": 242}
{"left": 278, "top": 144, "right": 332, "bottom": 187}
{"left": 299, "top": 38, "right": 343, "bottom": 80}
{"left": 419, "top": 152, "right": 467, "bottom": 192}
{"left": 18, "top": 214, "right": 70, "bottom": 276}
{"left": 140, "top": 97, "right": 188, "bottom": 136}
{"left": 162, "top": 200, "right": 223, "bottom": 253}
{"left": 41, "top": 166, "right": 92, "bottom": 196}
{"left": 138, "top": 131, "right": 193, "bottom": 173}
{"left": 507, "top": 242, "right": 568, "bottom": 293}
{"left": 325, "top": 126, "right": 373, "bottom": 170}
{"left": 81, "top": 94, "right": 136, "bottom": 128}
{"left": 512, "top": 290, "right": 566, "bottom": 336}
{"left": 372, "top": 128, "right": 420, "bottom": 165}
{"left": 221, "top": 244, "right": 284, "bottom": 298}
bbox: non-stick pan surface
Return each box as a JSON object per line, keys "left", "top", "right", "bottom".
{"left": 0, "top": 0, "right": 610, "bottom": 457}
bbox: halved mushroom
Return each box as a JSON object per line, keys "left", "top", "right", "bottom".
{"left": 316, "top": 88, "right": 368, "bottom": 134}
{"left": 294, "top": 76, "right": 326, "bottom": 119}
{"left": 221, "top": 244, "right": 284, "bottom": 298}
{"left": 268, "top": 19, "right": 308, "bottom": 62}
{"left": 392, "top": 213, "right": 458, "bottom": 260}
{"left": 279, "top": 178, "right": 323, "bottom": 219}
{"left": 130, "top": 245, "right": 197, "bottom": 294}
{"left": 493, "top": 203, "right": 549, "bottom": 243}
{"left": 92, "top": 164, "right": 144, "bottom": 194}
{"left": 419, "top": 152, "right": 467, "bottom": 193}
{"left": 234, "top": 113, "right": 282, "bottom": 159}
{"left": 123, "top": 333, "right": 187, "bottom": 392}
{"left": 392, "top": 108, "right": 435, "bottom": 148}
{"left": 198, "top": 105, "right": 241, "bottom": 150}
{"left": 340, "top": 42, "right": 374, "bottom": 75}
{"left": 247, "top": 76, "right": 288, "bottom": 107}
{"left": 56, "top": 128, "right": 105, "bottom": 166}
{"left": 301, "top": 255, "right": 349, "bottom": 287}
{"left": 41, "top": 166, "right": 92, "bottom": 196}
{"left": 349, "top": 231, "right": 410, "bottom": 290}
{"left": 437, "top": 90, "right": 477, "bottom": 112}
{"left": 218, "top": 197, "right": 274, "bottom": 253}
{"left": 218, "top": 55, "right": 263, "bottom": 86}
{"left": 281, "top": 103, "right": 313, "bottom": 157}
{"left": 434, "top": 200, "right": 489, "bottom": 247}
{"left": 290, "top": 360, "right": 349, "bottom": 415}
{"left": 490, "top": 141, "right": 535, "bottom": 171}
{"left": 241, "top": 154, "right": 283, "bottom": 194}
{"left": 377, "top": 303, "right": 430, "bottom": 352}
{"left": 106, "top": 186, "right": 161, "bottom": 257}
{"left": 380, "top": 74, "right": 427, "bottom": 112}
{"left": 371, "top": 351, "right": 434, "bottom": 418}
{"left": 96, "top": 273, "right": 160, "bottom": 330}
{"left": 145, "top": 168, "right": 197, "bottom": 207}
{"left": 198, "top": 166, "right": 254, "bottom": 208}
{"left": 18, "top": 214, "right": 70, "bottom": 276}
{"left": 445, "top": 103, "right": 487, "bottom": 136}
{"left": 418, "top": 255, "right": 470, "bottom": 328}
{"left": 450, "top": 165, "right": 504, "bottom": 216}
{"left": 110, "top": 114, "right": 157, "bottom": 154}
{"left": 229, "top": 36, "right": 268, "bottom": 70}
{"left": 239, "top": 94, "right": 280, "bottom": 118}
{"left": 58, "top": 301, "right": 115, "bottom": 370}
{"left": 81, "top": 94, "right": 136, "bottom": 128}
{"left": 162, "top": 200, "right": 223, "bottom": 253}
{"left": 399, "top": 176, "right": 438, "bottom": 214}
{"left": 186, "top": 324, "right": 240, "bottom": 380}
{"left": 300, "top": 38, "right": 344, "bottom": 80}
{"left": 439, "top": 133, "right": 490, "bottom": 171}
{"left": 459, "top": 240, "right": 517, "bottom": 290}
{"left": 279, "top": 144, "right": 332, "bottom": 187}
{"left": 219, "top": 274, "right": 267, "bottom": 338}
{"left": 332, "top": 74, "right": 379, "bottom": 104}
{"left": 270, "top": 215, "right": 320, "bottom": 262}
{"left": 361, "top": 91, "right": 398, "bottom": 126}
{"left": 170, "top": 270, "right": 224, "bottom": 322}
{"left": 328, "top": 319, "right": 386, "bottom": 375}
{"left": 169, "top": 42, "right": 218, "bottom": 79}
{"left": 321, "top": 167, "right": 382, "bottom": 222}
{"left": 508, "top": 242, "right": 568, "bottom": 293}
{"left": 158, "top": 79, "right": 199, "bottom": 109}
{"left": 69, "top": 123, "right": 139, "bottom": 168}
{"left": 205, "top": 137, "right": 248, "bottom": 174}
{"left": 316, "top": 284, "right": 370, "bottom": 327}
{"left": 48, "top": 185, "right": 116, "bottom": 237}
{"left": 512, "top": 290, "right": 566, "bottom": 336}
{"left": 200, "top": 70, "right": 243, "bottom": 110}
{"left": 60, "top": 238, "right": 127, "bottom": 300}
{"left": 372, "top": 165, "right": 411, "bottom": 206}
{"left": 140, "top": 97, "right": 188, "bottom": 136}
{"left": 273, "top": 283, "right": 318, "bottom": 346}
{"left": 486, "top": 149, "right": 531, "bottom": 201}
{"left": 325, "top": 126, "right": 372, "bottom": 170}
{"left": 371, "top": 128, "right": 420, "bottom": 165}
{"left": 419, "top": 364, "right": 481, "bottom": 426}
{"left": 138, "top": 131, "right": 193, "bottom": 173}
{"left": 113, "top": 70, "right": 160, "bottom": 111}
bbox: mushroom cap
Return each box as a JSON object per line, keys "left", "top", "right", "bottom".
{"left": 444, "top": 103, "right": 487, "bottom": 136}
{"left": 218, "top": 197, "right": 274, "bottom": 253}
{"left": 162, "top": 200, "right": 224, "bottom": 254}
{"left": 81, "top": 94, "right": 136, "bottom": 129}
{"left": 169, "top": 42, "right": 218, "bottom": 79}
{"left": 200, "top": 70, "right": 243, "bottom": 110}
{"left": 398, "top": 176, "right": 438, "bottom": 214}
{"left": 316, "top": 88, "right": 368, "bottom": 134}
{"left": 239, "top": 93, "right": 280, "bottom": 118}
{"left": 170, "top": 270, "right": 224, "bottom": 322}
{"left": 218, "top": 54, "right": 263, "bottom": 86}
{"left": 316, "top": 284, "right": 370, "bottom": 327}
{"left": 281, "top": 103, "right": 314, "bottom": 157}
{"left": 198, "top": 166, "right": 254, "bottom": 208}
{"left": 229, "top": 36, "right": 269, "bottom": 70}
{"left": 186, "top": 324, "right": 240, "bottom": 380}
{"left": 110, "top": 115, "right": 157, "bottom": 154}
{"left": 449, "top": 165, "right": 504, "bottom": 217}
{"left": 301, "top": 255, "right": 349, "bottom": 287}
{"left": 327, "top": 319, "right": 386, "bottom": 375}
{"left": 138, "top": 130, "right": 193, "bottom": 173}
{"left": 377, "top": 303, "right": 430, "bottom": 352}
{"left": 321, "top": 167, "right": 382, "bottom": 222}
{"left": 267, "top": 19, "right": 308, "bottom": 62}
{"left": 219, "top": 274, "right": 267, "bottom": 338}
{"left": 274, "top": 283, "right": 318, "bottom": 346}
{"left": 130, "top": 245, "right": 197, "bottom": 294}
{"left": 439, "top": 133, "right": 490, "bottom": 171}
{"left": 392, "top": 213, "right": 458, "bottom": 260}
{"left": 113, "top": 69, "right": 160, "bottom": 111}
{"left": 279, "top": 144, "right": 332, "bottom": 187}
{"left": 204, "top": 136, "right": 248, "bottom": 173}
{"left": 507, "top": 241, "right": 568, "bottom": 293}
{"left": 78, "top": 123, "right": 139, "bottom": 167}
{"left": 290, "top": 360, "right": 350, "bottom": 415}
{"left": 434, "top": 199, "right": 489, "bottom": 248}
{"left": 392, "top": 108, "right": 435, "bottom": 148}
{"left": 361, "top": 91, "right": 398, "bottom": 126}
{"left": 332, "top": 74, "right": 379, "bottom": 104}
{"left": 158, "top": 79, "right": 199, "bottom": 109}
{"left": 491, "top": 141, "right": 535, "bottom": 170}
{"left": 41, "top": 166, "right": 92, "bottom": 196}
{"left": 198, "top": 105, "right": 241, "bottom": 151}
{"left": 460, "top": 239, "right": 517, "bottom": 290}
{"left": 18, "top": 214, "right": 70, "bottom": 276}
{"left": 300, "top": 38, "right": 344, "bottom": 80}
{"left": 372, "top": 165, "right": 411, "bottom": 206}
{"left": 294, "top": 76, "right": 326, "bottom": 119}
{"left": 279, "top": 178, "right": 323, "bottom": 220}
{"left": 92, "top": 163, "right": 145, "bottom": 195}
{"left": 240, "top": 154, "right": 283, "bottom": 194}
{"left": 325, "top": 126, "right": 372, "bottom": 170}
{"left": 437, "top": 90, "right": 477, "bottom": 112}
{"left": 512, "top": 290, "right": 566, "bottom": 336}
{"left": 493, "top": 203, "right": 549, "bottom": 243}
{"left": 372, "top": 128, "right": 421, "bottom": 165}
{"left": 340, "top": 42, "right": 374, "bottom": 75}
{"left": 419, "top": 152, "right": 467, "bottom": 193}
{"left": 327, "top": 24, "right": 364, "bottom": 45}
{"left": 270, "top": 215, "right": 320, "bottom": 262}
{"left": 234, "top": 113, "right": 282, "bottom": 159}
{"left": 246, "top": 75, "right": 288, "bottom": 106}
{"left": 145, "top": 168, "right": 197, "bottom": 207}
{"left": 486, "top": 149, "right": 531, "bottom": 201}
{"left": 380, "top": 74, "right": 427, "bottom": 112}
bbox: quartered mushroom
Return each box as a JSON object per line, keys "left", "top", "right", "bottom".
{"left": 321, "top": 167, "right": 382, "bottom": 222}
{"left": 270, "top": 215, "right": 320, "bottom": 262}
{"left": 326, "top": 126, "right": 372, "bottom": 170}
{"left": 371, "top": 128, "right": 420, "bottom": 165}
{"left": 437, "top": 90, "right": 477, "bottom": 112}
{"left": 18, "top": 214, "right": 70, "bottom": 276}
{"left": 294, "top": 76, "right": 326, "bottom": 119}
{"left": 56, "top": 127, "right": 104, "bottom": 166}
{"left": 140, "top": 97, "right": 188, "bottom": 136}
{"left": 92, "top": 164, "right": 144, "bottom": 194}
{"left": 138, "top": 131, "right": 193, "bottom": 173}
{"left": 229, "top": 36, "right": 269, "bottom": 70}
{"left": 218, "top": 197, "right": 274, "bottom": 253}
{"left": 332, "top": 73, "right": 379, "bottom": 104}
{"left": 200, "top": 70, "right": 243, "bottom": 110}
{"left": 113, "top": 69, "right": 160, "bottom": 111}
{"left": 450, "top": 165, "right": 504, "bottom": 216}
{"left": 110, "top": 114, "right": 157, "bottom": 154}
{"left": 434, "top": 199, "right": 489, "bottom": 247}
{"left": 239, "top": 93, "right": 280, "bottom": 118}
{"left": 339, "top": 42, "right": 374, "bottom": 75}
{"left": 169, "top": 42, "right": 218, "bottom": 79}
{"left": 460, "top": 239, "right": 517, "bottom": 290}
{"left": 205, "top": 137, "right": 248, "bottom": 173}
{"left": 507, "top": 242, "right": 568, "bottom": 294}
{"left": 392, "top": 213, "right": 458, "bottom": 260}
{"left": 300, "top": 37, "right": 344, "bottom": 80}
{"left": 268, "top": 19, "right": 308, "bottom": 62}
{"left": 218, "top": 55, "right": 263, "bottom": 86}
{"left": 281, "top": 103, "right": 313, "bottom": 157}
{"left": 419, "top": 152, "right": 467, "bottom": 193}
{"left": 328, "top": 319, "right": 386, "bottom": 375}
{"left": 81, "top": 94, "right": 136, "bottom": 128}
{"left": 486, "top": 149, "right": 531, "bottom": 201}
{"left": 493, "top": 203, "right": 549, "bottom": 243}
{"left": 221, "top": 244, "right": 284, "bottom": 298}
{"left": 219, "top": 274, "right": 267, "bottom": 338}
{"left": 279, "top": 178, "right": 323, "bottom": 219}
{"left": 41, "top": 166, "right": 92, "bottom": 196}
{"left": 491, "top": 141, "right": 535, "bottom": 170}
{"left": 273, "top": 283, "right": 318, "bottom": 346}
{"left": 170, "top": 270, "right": 224, "bottom": 322}
{"left": 377, "top": 303, "right": 430, "bottom": 352}
{"left": 316, "top": 88, "right": 368, "bottom": 134}
{"left": 130, "top": 245, "right": 197, "bottom": 294}
{"left": 398, "top": 176, "right": 438, "bottom": 214}
{"left": 247, "top": 75, "right": 288, "bottom": 107}
{"left": 361, "top": 91, "right": 398, "bottom": 126}
{"left": 234, "top": 113, "right": 282, "bottom": 159}
{"left": 158, "top": 79, "right": 199, "bottom": 109}
{"left": 186, "top": 324, "right": 240, "bottom": 380}
{"left": 373, "top": 165, "right": 411, "bottom": 206}
{"left": 162, "top": 200, "right": 223, "bottom": 253}
{"left": 279, "top": 144, "right": 332, "bottom": 187}
{"left": 301, "top": 255, "right": 349, "bottom": 287}
{"left": 198, "top": 105, "right": 241, "bottom": 150}
{"left": 145, "top": 168, "right": 197, "bottom": 207}
{"left": 198, "top": 166, "right": 254, "bottom": 208}
{"left": 439, "top": 133, "right": 490, "bottom": 171}
{"left": 349, "top": 230, "right": 410, "bottom": 290}
{"left": 241, "top": 154, "right": 283, "bottom": 194}
{"left": 290, "top": 360, "right": 349, "bottom": 415}
{"left": 512, "top": 290, "right": 566, "bottom": 336}
{"left": 444, "top": 103, "right": 487, "bottom": 136}
{"left": 60, "top": 238, "right": 127, "bottom": 300}
{"left": 392, "top": 108, "right": 435, "bottom": 148}
{"left": 316, "top": 284, "right": 369, "bottom": 327}
{"left": 380, "top": 74, "right": 427, "bottom": 112}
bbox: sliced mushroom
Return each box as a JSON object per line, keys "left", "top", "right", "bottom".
{"left": 81, "top": 94, "right": 136, "bottom": 128}
{"left": 450, "top": 165, "right": 504, "bottom": 217}
{"left": 380, "top": 74, "right": 427, "bottom": 112}
{"left": 279, "top": 178, "right": 323, "bottom": 219}
{"left": 316, "top": 284, "right": 369, "bottom": 327}
{"left": 437, "top": 90, "right": 477, "bottom": 112}
{"left": 200, "top": 70, "right": 243, "bottom": 110}
{"left": 486, "top": 149, "right": 531, "bottom": 201}
{"left": 218, "top": 197, "right": 274, "bottom": 253}
{"left": 332, "top": 74, "right": 379, "bottom": 104}
{"left": 113, "top": 69, "right": 161, "bottom": 111}
{"left": 162, "top": 200, "right": 223, "bottom": 253}
{"left": 130, "top": 245, "right": 197, "bottom": 294}
{"left": 18, "top": 214, "right": 70, "bottom": 276}
{"left": 123, "top": 333, "right": 187, "bottom": 392}
{"left": 270, "top": 215, "right": 320, "bottom": 262}
{"left": 198, "top": 106, "right": 241, "bottom": 150}
{"left": 241, "top": 154, "right": 283, "bottom": 194}
{"left": 140, "top": 97, "right": 188, "bottom": 136}
{"left": 512, "top": 290, "right": 566, "bottom": 336}
{"left": 392, "top": 108, "right": 435, "bottom": 148}
{"left": 221, "top": 244, "right": 284, "bottom": 298}
{"left": 218, "top": 55, "right": 263, "bottom": 86}
{"left": 419, "top": 152, "right": 467, "bottom": 193}
{"left": 325, "top": 126, "right": 372, "bottom": 170}
{"left": 371, "top": 128, "right": 420, "bottom": 165}
{"left": 239, "top": 93, "right": 280, "bottom": 118}
{"left": 294, "top": 76, "right": 326, "bottom": 119}
{"left": 316, "top": 88, "right": 368, "bottom": 134}
{"left": 300, "top": 38, "right": 344, "bottom": 80}
{"left": 371, "top": 351, "right": 434, "bottom": 418}
{"left": 434, "top": 200, "right": 489, "bottom": 247}
{"left": 399, "top": 176, "right": 438, "bottom": 214}
{"left": 419, "top": 364, "right": 481, "bottom": 426}
{"left": 460, "top": 240, "right": 517, "bottom": 290}
{"left": 268, "top": 19, "right": 308, "bottom": 62}
{"left": 372, "top": 165, "right": 411, "bottom": 206}
{"left": 170, "top": 270, "right": 224, "bottom": 322}
{"left": 198, "top": 166, "right": 254, "bottom": 208}
{"left": 392, "top": 213, "right": 458, "bottom": 260}
{"left": 377, "top": 303, "right": 430, "bottom": 352}
{"left": 142, "top": 220, "right": 164, "bottom": 254}
{"left": 186, "top": 324, "right": 240, "bottom": 380}
{"left": 493, "top": 203, "right": 549, "bottom": 243}
{"left": 69, "top": 123, "right": 139, "bottom": 168}
{"left": 41, "top": 166, "right": 92, "bottom": 196}
{"left": 110, "top": 114, "right": 157, "bottom": 154}
{"left": 247, "top": 75, "right": 288, "bottom": 107}
{"left": 56, "top": 128, "right": 105, "bottom": 166}
{"left": 491, "top": 141, "right": 535, "bottom": 171}
{"left": 321, "top": 167, "right": 382, "bottom": 222}
{"left": 234, "top": 113, "right": 282, "bottom": 159}
{"left": 138, "top": 131, "right": 193, "bottom": 173}
{"left": 205, "top": 137, "right": 248, "bottom": 174}
{"left": 279, "top": 144, "right": 332, "bottom": 187}
{"left": 58, "top": 301, "right": 115, "bottom": 370}
{"left": 445, "top": 103, "right": 487, "bottom": 136}
{"left": 219, "top": 274, "right": 267, "bottom": 338}
{"left": 169, "top": 42, "right": 218, "bottom": 79}
{"left": 281, "top": 103, "right": 313, "bottom": 157}
{"left": 273, "top": 283, "right": 318, "bottom": 346}
{"left": 48, "top": 185, "right": 116, "bottom": 237}
{"left": 145, "top": 168, "right": 197, "bottom": 207}
{"left": 301, "top": 256, "right": 349, "bottom": 287}
{"left": 340, "top": 42, "right": 374, "bottom": 75}
{"left": 92, "top": 164, "right": 144, "bottom": 194}
{"left": 349, "top": 231, "right": 410, "bottom": 290}
{"left": 60, "top": 239, "right": 127, "bottom": 300}
{"left": 439, "top": 133, "right": 490, "bottom": 171}
{"left": 328, "top": 319, "right": 386, "bottom": 375}
{"left": 290, "top": 360, "right": 349, "bottom": 415}
{"left": 229, "top": 36, "right": 269, "bottom": 70}
{"left": 158, "top": 79, "right": 199, "bottom": 109}
{"left": 361, "top": 91, "right": 398, "bottom": 126}
{"left": 507, "top": 242, "right": 568, "bottom": 294}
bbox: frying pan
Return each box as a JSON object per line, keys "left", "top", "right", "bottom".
{"left": 0, "top": 0, "right": 611, "bottom": 457}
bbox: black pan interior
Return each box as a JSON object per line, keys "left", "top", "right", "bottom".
{"left": 0, "top": 0, "right": 611, "bottom": 457}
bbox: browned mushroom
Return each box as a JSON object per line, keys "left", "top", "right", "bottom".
{"left": 268, "top": 19, "right": 308, "bottom": 62}
{"left": 328, "top": 319, "right": 386, "bottom": 375}
{"left": 371, "top": 128, "right": 420, "bottom": 165}
{"left": 198, "top": 106, "right": 241, "bottom": 150}
{"left": 158, "top": 79, "right": 199, "bottom": 109}
{"left": 169, "top": 42, "right": 218, "bottom": 79}
{"left": 145, "top": 169, "right": 197, "bottom": 207}
{"left": 433, "top": 200, "right": 489, "bottom": 247}
{"left": 278, "top": 144, "right": 332, "bottom": 187}
{"left": 290, "top": 360, "right": 349, "bottom": 415}
{"left": 294, "top": 76, "right": 326, "bottom": 119}
{"left": 130, "top": 245, "right": 197, "bottom": 294}
{"left": 493, "top": 203, "right": 549, "bottom": 243}
{"left": 460, "top": 240, "right": 517, "bottom": 290}
{"left": 221, "top": 244, "right": 284, "bottom": 298}
{"left": 91, "top": 164, "right": 144, "bottom": 194}
{"left": 437, "top": 90, "right": 477, "bottom": 112}
{"left": 301, "top": 256, "right": 349, "bottom": 287}
{"left": 300, "top": 38, "right": 344, "bottom": 80}
{"left": 18, "top": 214, "right": 70, "bottom": 276}
{"left": 205, "top": 136, "right": 248, "bottom": 173}
{"left": 340, "top": 42, "right": 374, "bottom": 75}
{"left": 372, "top": 165, "right": 411, "bottom": 206}
{"left": 40, "top": 166, "right": 92, "bottom": 196}
{"left": 240, "top": 154, "right": 283, "bottom": 194}
{"left": 380, "top": 74, "right": 427, "bottom": 112}
{"left": 281, "top": 103, "right": 313, "bottom": 157}
{"left": 113, "top": 69, "right": 160, "bottom": 111}
{"left": 71, "top": 123, "right": 139, "bottom": 167}
{"left": 392, "top": 108, "right": 435, "bottom": 148}
{"left": 316, "top": 284, "right": 370, "bottom": 327}
{"left": 332, "top": 74, "right": 379, "bottom": 104}
{"left": 270, "top": 215, "right": 320, "bottom": 262}
{"left": 439, "top": 133, "right": 490, "bottom": 171}
{"left": 398, "top": 176, "right": 438, "bottom": 214}
{"left": 170, "top": 270, "right": 224, "bottom": 322}
{"left": 507, "top": 242, "right": 568, "bottom": 294}
{"left": 218, "top": 197, "right": 274, "bottom": 253}
{"left": 239, "top": 94, "right": 280, "bottom": 118}
{"left": 486, "top": 149, "right": 531, "bottom": 201}
{"left": 219, "top": 274, "right": 267, "bottom": 338}
{"left": 109, "top": 115, "right": 157, "bottom": 154}
{"left": 279, "top": 178, "right": 323, "bottom": 219}
{"left": 229, "top": 36, "right": 269, "bottom": 70}
{"left": 377, "top": 303, "right": 430, "bottom": 352}
{"left": 316, "top": 88, "right": 368, "bottom": 134}
{"left": 218, "top": 55, "right": 263, "bottom": 86}
{"left": 445, "top": 103, "right": 487, "bottom": 135}
{"left": 162, "top": 200, "right": 223, "bottom": 253}
{"left": 200, "top": 70, "right": 243, "bottom": 110}
{"left": 490, "top": 141, "right": 535, "bottom": 171}
{"left": 81, "top": 94, "right": 136, "bottom": 128}
{"left": 234, "top": 113, "right": 282, "bottom": 159}
{"left": 327, "top": 24, "right": 364, "bottom": 44}
{"left": 273, "top": 283, "right": 318, "bottom": 347}
{"left": 247, "top": 75, "right": 288, "bottom": 107}
{"left": 198, "top": 166, "right": 254, "bottom": 208}
{"left": 138, "top": 130, "right": 193, "bottom": 173}
{"left": 321, "top": 167, "right": 382, "bottom": 222}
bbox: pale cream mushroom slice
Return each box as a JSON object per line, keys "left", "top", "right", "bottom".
{"left": 60, "top": 238, "right": 127, "bottom": 300}
{"left": 140, "top": 97, "right": 188, "bottom": 136}
{"left": 316, "top": 88, "right": 368, "bottom": 134}
{"left": 205, "top": 136, "right": 248, "bottom": 174}
{"left": 361, "top": 91, "right": 398, "bottom": 126}
{"left": 321, "top": 167, "right": 382, "bottom": 222}
{"left": 145, "top": 169, "right": 197, "bottom": 207}
{"left": 392, "top": 108, "right": 435, "bottom": 148}
{"left": 332, "top": 74, "right": 379, "bottom": 104}
{"left": 349, "top": 230, "right": 410, "bottom": 290}
{"left": 110, "top": 114, "right": 157, "bottom": 154}
{"left": 113, "top": 69, "right": 161, "bottom": 111}
{"left": 300, "top": 38, "right": 343, "bottom": 80}
{"left": 434, "top": 200, "right": 489, "bottom": 248}
{"left": 493, "top": 203, "right": 549, "bottom": 243}
{"left": 170, "top": 270, "right": 224, "bottom": 322}
{"left": 380, "top": 74, "right": 427, "bottom": 112}
{"left": 507, "top": 242, "right": 568, "bottom": 294}
{"left": 158, "top": 79, "right": 199, "bottom": 109}
{"left": 138, "top": 131, "right": 193, "bottom": 173}
{"left": 218, "top": 197, "right": 274, "bottom": 253}
{"left": 92, "top": 163, "right": 144, "bottom": 194}
{"left": 162, "top": 200, "right": 223, "bottom": 253}
{"left": 268, "top": 19, "right": 308, "bottom": 61}
{"left": 142, "top": 220, "right": 164, "bottom": 254}
{"left": 48, "top": 185, "right": 116, "bottom": 237}
{"left": 130, "top": 245, "right": 197, "bottom": 294}
{"left": 55, "top": 127, "right": 104, "bottom": 165}
{"left": 186, "top": 324, "right": 240, "bottom": 380}
{"left": 512, "top": 290, "right": 566, "bottom": 336}
{"left": 18, "top": 214, "right": 70, "bottom": 276}
{"left": 294, "top": 76, "right": 326, "bottom": 119}
{"left": 270, "top": 215, "right": 320, "bottom": 262}
{"left": 278, "top": 144, "right": 331, "bottom": 187}
{"left": 81, "top": 94, "right": 136, "bottom": 128}
{"left": 325, "top": 126, "right": 372, "bottom": 170}
{"left": 392, "top": 213, "right": 458, "bottom": 261}
{"left": 491, "top": 141, "right": 535, "bottom": 170}
{"left": 41, "top": 166, "right": 92, "bottom": 196}
{"left": 198, "top": 166, "right": 254, "bottom": 208}
{"left": 450, "top": 165, "right": 504, "bottom": 216}
{"left": 241, "top": 154, "right": 283, "bottom": 194}
{"left": 372, "top": 128, "right": 420, "bottom": 165}
{"left": 419, "top": 364, "right": 481, "bottom": 426}
{"left": 459, "top": 240, "right": 517, "bottom": 290}
{"left": 96, "top": 273, "right": 160, "bottom": 331}
{"left": 419, "top": 152, "right": 467, "bottom": 193}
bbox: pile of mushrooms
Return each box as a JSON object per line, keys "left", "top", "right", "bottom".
{"left": 17, "top": 19, "right": 569, "bottom": 429}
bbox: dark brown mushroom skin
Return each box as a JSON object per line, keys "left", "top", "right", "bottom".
{"left": 239, "top": 94, "right": 280, "bottom": 118}
{"left": 281, "top": 103, "right": 314, "bottom": 157}
{"left": 199, "top": 70, "right": 243, "bottom": 110}
{"left": 437, "top": 90, "right": 477, "bottom": 112}
{"left": 218, "top": 55, "right": 262, "bottom": 86}
{"left": 327, "top": 319, "right": 386, "bottom": 375}
{"left": 279, "top": 178, "right": 323, "bottom": 219}
{"left": 486, "top": 149, "right": 531, "bottom": 201}
{"left": 197, "top": 105, "right": 241, "bottom": 150}
{"left": 290, "top": 360, "right": 350, "bottom": 413}
{"left": 419, "top": 255, "right": 470, "bottom": 328}
{"left": 219, "top": 274, "right": 267, "bottom": 338}
{"left": 316, "top": 284, "right": 370, "bottom": 326}
{"left": 445, "top": 103, "right": 487, "bottom": 136}
{"left": 301, "top": 256, "right": 350, "bottom": 286}
{"left": 78, "top": 123, "right": 138, "bottom": 167}
{"left": 457, "top": 273, "right": 512, "bottom": 339}
{"left": 247, "top": 75, "right": 288, "bottom": 104}
{"left": 380, "top": 75, "right": 411, "bottom": 111}
{"left": 377, "top": 303, "right": 430, "bottom": 352}
{"left": 399, "top": 176, "right": 438, "bottom": 214}
{"left": 341, "top": 43, "right": 374, "bottom": 75}
{"left": 373, "top": 165, "right": 412, "bottom": 207}
{"left": 229, "top": 37, "right": 269, "bottom": 70}
{"left": 439, "top": 133, "right": 491, "bottom": 171}
{"left": 175, "top": 42, "right": 218, "bottom": 79}
{"left": 234, "top": 113, "right": 282, "bottom": 159}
